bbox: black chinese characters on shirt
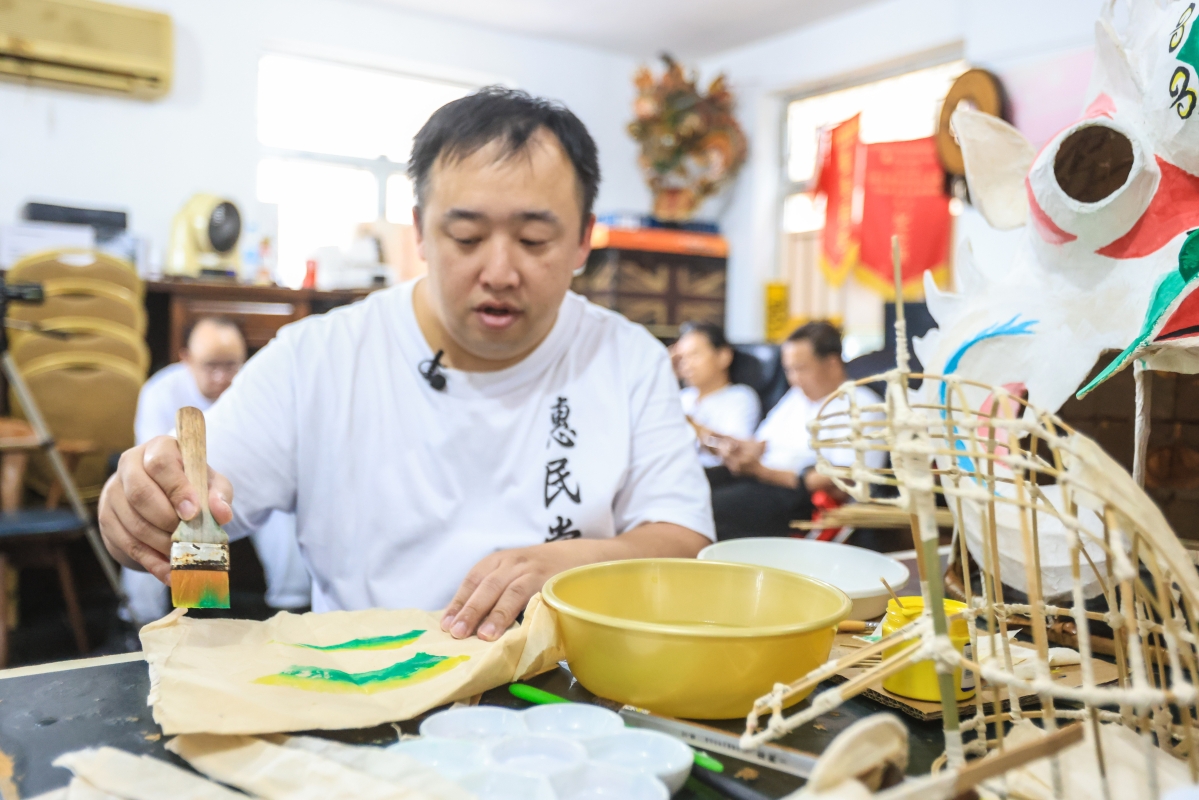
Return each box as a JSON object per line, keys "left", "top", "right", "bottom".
{"left": 545, "top": 396, "right": 582, "bottom": 541}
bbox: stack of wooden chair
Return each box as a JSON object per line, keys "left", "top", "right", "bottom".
{"left": 0, "top": 249, "right": 148, "bottom": 664}
{"left": 7, "top": 249, "right": 148, "bottom": 499}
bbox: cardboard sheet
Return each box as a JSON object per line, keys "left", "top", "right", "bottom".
{"left": 827, "top": 633, "right": 1120, "bottom": 721}
{"left": 142, "top": 593, "right": 563, "bottom": 735}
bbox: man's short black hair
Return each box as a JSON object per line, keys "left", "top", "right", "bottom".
{"left": 408, "top": 86, "right": 601, "bottom": 231}
{"left": 786, "top": 320, "right": 843, "bottom": 361}
{"left": 182, "top": 316, "right": 245, "bottom": 351}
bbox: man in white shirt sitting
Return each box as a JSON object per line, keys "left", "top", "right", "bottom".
{"left": 712, "top": 321, "right": 882, "bottom": 539}
{"left": 98, "top": 87, "right": 714, "bottom": 641}
{"left": 121, "top": 317, "right": 311, "bottom": 624}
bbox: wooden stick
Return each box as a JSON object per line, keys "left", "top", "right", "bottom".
{"left": 881, "top": 577, "right": 906, "bottom": 609}
{"left": 952, "top": 723, "right": 1083, "bottom": 794}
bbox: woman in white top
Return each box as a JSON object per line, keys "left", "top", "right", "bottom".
{"left": 675, "top": 322, "right": 761, "bottom": 482}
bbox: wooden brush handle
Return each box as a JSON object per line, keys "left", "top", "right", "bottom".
{"left": 176, "top": 407, "right": 209, "bottom": 517}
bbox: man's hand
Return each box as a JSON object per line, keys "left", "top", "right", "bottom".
{"left": 688, "top": 419, "right": 718, "bottom": 454}
{"left": 803, "top": 468, "right": 850, "bottom": 503}
{"left": 441, "top": 523, "right": 709, "bottom": 642}
{"left": 98, "top": 436, "right": 234, "bottom": 583}
{"left": 715, "top": 437, "right": 765, "bottom": 475}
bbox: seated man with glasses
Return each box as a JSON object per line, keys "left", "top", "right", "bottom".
{"left": 120, "top": 316, "right": 311, "bottom": 625}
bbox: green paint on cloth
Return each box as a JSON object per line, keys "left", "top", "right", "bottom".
{"left": 254, "top": 652, "right": 470, "bottom": 694}
{"left": 277, "top": 630, "right": 425, "bottom": 651}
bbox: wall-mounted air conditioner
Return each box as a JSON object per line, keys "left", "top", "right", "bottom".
{"left": 0, "top": 0, "right": 172, "bottom": 99}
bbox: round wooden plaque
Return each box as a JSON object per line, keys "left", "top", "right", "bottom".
{"left": 936, "top": 68, "right": 1007, "bottom": 175}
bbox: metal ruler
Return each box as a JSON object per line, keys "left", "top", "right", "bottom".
{"left": 618, "top": 707, "right": 817, "bottom": 780}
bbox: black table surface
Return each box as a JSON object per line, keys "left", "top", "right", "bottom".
{"left": 0, "top": 553, "right": 946, "bottom": 799}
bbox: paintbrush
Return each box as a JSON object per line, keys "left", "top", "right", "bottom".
{"left": 169, "top": 406, "right": 230, "bottom": 609}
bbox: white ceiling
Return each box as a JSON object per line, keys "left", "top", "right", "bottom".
{"left": 362, "top": 0, "right": 880, "bottom": 59}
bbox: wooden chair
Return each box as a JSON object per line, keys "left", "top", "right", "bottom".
{"left": 0, "top": 418, "right": 95, "bottom": 667}
{"left": 7, "top": 249, "right": 143, "bottom": 299}
{"left": 11, "top": 316, "right": 150, "bottom": 375}
{"left": 8, "top": 278, "right": 146, "bottom": 335}
{"left": 13, "top": 352, "right": 142, "bottom": 500}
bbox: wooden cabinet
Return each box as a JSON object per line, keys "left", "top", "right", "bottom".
{"left": 143, "top": 280, "right": 375, "bottom": 372}
{"left": 572, "top": 226, "right": 728, "bottom": 338}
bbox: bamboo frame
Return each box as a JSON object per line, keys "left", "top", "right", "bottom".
{"left": 739, "top": 245, "right": 1199, "bottom": 799}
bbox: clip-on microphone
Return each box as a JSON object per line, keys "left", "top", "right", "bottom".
{"left": 419, "top": 349, "right": 447, "bottom": 391}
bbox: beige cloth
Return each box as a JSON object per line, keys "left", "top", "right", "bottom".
{"left": 26, "top": 789, "right": 69, "bottom": 800}
{"left": 142, "top": 594, "right": 563, "bottom": 735}
{"left": 805, "top": 713, "right": 908, "bottom": 794}
{"left": 1001, "top": 719, "right": 1191, "bottom": 799}
{"left": 167, "top": 734, "right": 436, "bottom": 800}
{"left": 65, "top": 780, "right": 122, "bottom": 800}
{"left": 272, "top": 736, "right": 471, "bottom": 800}
{"left": 52, "top": 747, "right": 244, "bottom": 799}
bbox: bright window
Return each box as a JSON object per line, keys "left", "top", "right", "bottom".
{"left": 256, "top": 54, "right": 474, "bottom": 285}
{"left": 385, "top": 175, "right": 416, "bottom": 224}
{"left": 778, "top": 58, "right": 966, "bottom": 352}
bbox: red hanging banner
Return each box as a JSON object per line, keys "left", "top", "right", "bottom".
{"left": 813, "top": 114, "right": 861, "bottom": 287}
{"left": 856, "top": 136, "right": 951, "bottom": 298}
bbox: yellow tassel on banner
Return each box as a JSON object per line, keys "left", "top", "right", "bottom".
{"left": 818, "top": 244, "right": 860, "bottom": 288}
{"left": 852, "top": 261, "right": 952, "bottom": 300}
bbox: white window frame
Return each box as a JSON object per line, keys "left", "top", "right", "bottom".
{"left": 777, "top": 42, "right": 965, "bottom": 200}
{"left": 256, "top": 49, "right": 487, "bottom": 222}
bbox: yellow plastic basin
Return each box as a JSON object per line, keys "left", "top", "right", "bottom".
{"left": 541, "top": 558, "right": 851, "bottom": 719}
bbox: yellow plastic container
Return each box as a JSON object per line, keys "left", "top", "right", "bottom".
{"left": 881, "top": 596, "right": 975, "bottom": 702}
{"left": 541, "top": 559, "right": 852, "bottom": 719}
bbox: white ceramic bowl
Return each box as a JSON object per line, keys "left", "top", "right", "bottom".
{"left": 521, "top": 703, "right": 625, "bottom": 740}
{"left": 386, "top": 738, "right": 489, "bottom": 780}
{"left": 699, "top": 538, "right": 910, "bottom": 620}
{"left": 585, "top": 730, "right": 693, "bottom": 794}
{"left": 551, "top": 763, "right": 669, "bottom": 800}
{"left": 418, "top": 707, "right": 527, "bottom": 742}
{"left": 488, "top": 735, "right": 588, "bottom": 778}
{"left": 460, "top": 768, "right": 557, "bottom": 800}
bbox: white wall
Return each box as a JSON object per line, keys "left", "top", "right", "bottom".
{"left": 699, "top": 0, "right": 1105, "bottom": 341}
{"left": 0, "top": 0, "right": 648, "bottom": 263}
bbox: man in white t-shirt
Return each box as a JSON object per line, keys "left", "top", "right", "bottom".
{"left": 120, "top": 317, "right": 311, "bottom": 625}
{"left": 98, "top": 88, "right": 714, "bottom": 641}
{"left": 711, "top": 321, "right": 882, "bottom": 539}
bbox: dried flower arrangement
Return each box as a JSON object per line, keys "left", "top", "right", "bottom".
{"left": 628, "top": 55, "right": 748, "bottom": 222}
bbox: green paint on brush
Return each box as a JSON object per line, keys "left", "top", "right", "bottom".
{"left": 254, "top": 652, "right": 470, "bottom": 694}
{"left": 276, "top": 630, "right": 425, "bottom": 651}
{"left": 190, "top": 590, "right": 227, "bottom": 608}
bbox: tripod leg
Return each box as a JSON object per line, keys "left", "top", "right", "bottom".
{"left": 1, "top": 353, "right": 129, "bottom": 608}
